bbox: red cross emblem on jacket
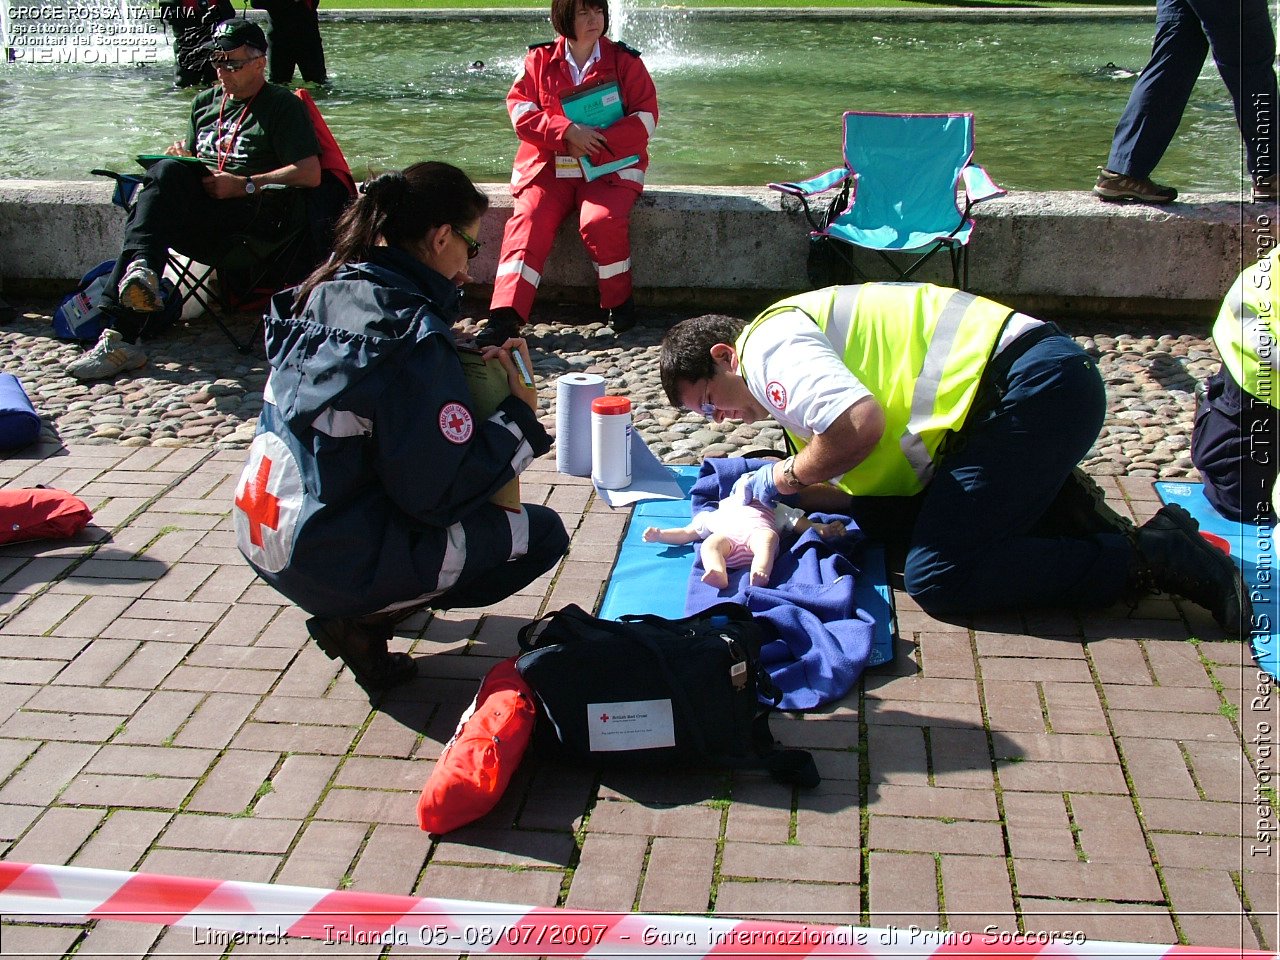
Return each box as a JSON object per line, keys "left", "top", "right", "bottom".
{"left": 235, "top": 456, "right": 280, "bottom": 548}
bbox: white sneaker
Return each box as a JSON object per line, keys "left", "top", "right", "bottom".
{"left": 66, "top": 329, "right": 147, "bottom": 381}
{"left": 118, "top": 261, "right": 163, "bottom": 313}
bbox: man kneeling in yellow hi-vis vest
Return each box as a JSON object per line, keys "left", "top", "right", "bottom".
{"left": 1192, "top": 249, "right": 1280, "bottom": 526}
{"left": 660, "top": 283, "right": 1248, "bottom": 636}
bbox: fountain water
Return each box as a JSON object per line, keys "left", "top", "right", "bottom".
{"left": 0, "top": 11, "right": 1254, "bottom": 194}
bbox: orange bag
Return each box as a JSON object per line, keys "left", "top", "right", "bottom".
{"left": 0, "top": 488, "right": 93, "bottom": 545}
{"left": 417, "top": 657, "right": 537, "bottom": 835}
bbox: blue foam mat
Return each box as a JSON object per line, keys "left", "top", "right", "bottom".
{"left": 599, "top": 465, "right": 897, "bottom": 667}
{"left": 1155, "top": 481, "right": 1277, "bottom": 678}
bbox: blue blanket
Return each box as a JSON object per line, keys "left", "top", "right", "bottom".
{"left": 683, "top": 458, "right": 874, "bottom": 710}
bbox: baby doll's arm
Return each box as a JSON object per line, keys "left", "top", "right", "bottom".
{"left": 643, "top": 524, "right": 704, "bottom": 545}
{"left": 796, "top": 516, "right": 847, "bottom": 540}
{"left": 774, "top": 503, "right": 846, "bottom": 541}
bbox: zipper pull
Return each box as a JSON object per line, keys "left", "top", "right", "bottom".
{"left": 722, "top": 633, "right": 748, "bottom": 689}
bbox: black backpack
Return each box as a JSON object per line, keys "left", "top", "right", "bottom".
{"left": 514, "top": 602, "right": 820, "bottom": 788}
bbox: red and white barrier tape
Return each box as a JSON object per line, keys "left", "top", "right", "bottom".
{"left": 0, "top": 861, "right": 1270, "bottom": 958}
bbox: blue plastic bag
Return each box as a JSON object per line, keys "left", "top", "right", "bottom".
{"left": 0, "top": 373, "right": 41, "bottom": 450}
{"left": 53, "top": 260, "right": 182, "bottom": 342}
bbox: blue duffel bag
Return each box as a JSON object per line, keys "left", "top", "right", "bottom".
{"left": 0, "top": 373, "right": 41, "bottom": 450}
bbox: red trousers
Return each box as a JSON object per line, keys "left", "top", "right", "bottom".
{"left": 490, "top": 165, "right": 638, "bottom": 320}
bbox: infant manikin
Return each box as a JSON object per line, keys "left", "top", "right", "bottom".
{"left": 643, "top": 474, "right": 846, "bottom": 589}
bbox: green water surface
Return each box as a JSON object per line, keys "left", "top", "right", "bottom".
{"left": 0, "top": 15, "right": 1254, "bottom": 193}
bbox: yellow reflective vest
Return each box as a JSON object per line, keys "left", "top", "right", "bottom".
{"left": 737, "top": 284, "right": 1014, "bottom": 496}
{"left": 1212, "top": 249, "right": 1280, "bottom": 409}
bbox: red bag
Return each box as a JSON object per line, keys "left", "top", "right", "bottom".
{"left": 417, "top": 657, "right": 537, "bottom": 835}
{"left": 0, "top": 488, "right": 93, "bottom": 545}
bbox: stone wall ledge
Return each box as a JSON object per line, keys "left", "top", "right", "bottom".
{"left": 0, "top": 178, "right": 1273, "bottom": 322}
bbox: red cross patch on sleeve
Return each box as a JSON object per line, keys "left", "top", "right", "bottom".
{"left": 439, "top": 402, "right": 474, "bottom": 444}
{"left": 766, "top": 380, "right": 788, "bottom": 411}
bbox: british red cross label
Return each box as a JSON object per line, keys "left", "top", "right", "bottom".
{"left": 439, "top": 402, "right": 474, "bottom": 444}
{"left": 233, "top": 432, "right": 303, "bottom": 574}
{"left": 766, "top": 380, "right": 788, "bottom": 411}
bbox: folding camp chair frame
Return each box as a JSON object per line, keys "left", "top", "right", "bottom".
{"left": 769, "top": 111, "right": 1005, "bottom": 291}
{"left": 92, "top": 169, "right": 309, "bottom": 355}
{"left": 163, "top": 208, "right": 311, "bottom": 355}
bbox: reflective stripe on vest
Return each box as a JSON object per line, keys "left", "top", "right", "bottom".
{"left": 738, "top": 284, "right": 1012, "bottom": 496}
{"left": 1213, "top": 250, "right": 1280, "bottom": 409}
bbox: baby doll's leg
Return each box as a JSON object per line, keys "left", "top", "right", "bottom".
{"left": 699, "top": 534, "right": 733, "bottom": 590}
{"left": 747, "top": 529, "right": 781, "bottom": 586}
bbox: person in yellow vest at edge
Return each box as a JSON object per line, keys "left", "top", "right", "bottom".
{"left": 659, "top": 283, "right": 1249, "bottom": 637}
{"left": 1192, "top": 249, "right": 1280, "bottom": 527}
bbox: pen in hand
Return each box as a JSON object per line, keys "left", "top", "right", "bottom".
{"left": 511, "top": 349, "right": 534, "bottom": 389}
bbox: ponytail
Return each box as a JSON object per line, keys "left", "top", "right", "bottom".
{"left": 293, "top": 161, "right": 489, "bottom": 311}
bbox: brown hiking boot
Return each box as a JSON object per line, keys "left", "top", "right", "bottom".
{"left": 1044, "top": 467, "right": 1134, "bottom": 539}
{"left": 1132, "top": 504, "right": 1249, "bottom": 638}
{"left": 1093, "top": 168, "right": 1178, "bottom": 204}
{"left": 306, "top": 616, "right": 417, "bottom": 694}
{"left": 475, "top": 307, "right": 524, "bottom": 347}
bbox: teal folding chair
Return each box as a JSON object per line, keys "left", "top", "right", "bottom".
{"left": 769, "top": 111, "right": 1005, "bottom": 290}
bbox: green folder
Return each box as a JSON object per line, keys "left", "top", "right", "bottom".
{"left": 135, "top": 154, "right": 214, "bottom": 174}
{"left": 559, "top": 79, "right": 640, "bottom": 182}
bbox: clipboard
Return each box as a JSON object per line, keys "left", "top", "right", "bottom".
{"left": 559, "top": 79, "right": 640, "bottom": 182}
{"left": 456, "top": 344, "right": 522, "bottom": 513}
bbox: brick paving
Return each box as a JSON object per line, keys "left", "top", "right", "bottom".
{"left": 0, "top": 440, "right": 1277, "bottom": 958}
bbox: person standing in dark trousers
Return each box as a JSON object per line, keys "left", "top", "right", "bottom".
{"left": 159, "top": 0, "right": 234, "bottom": 87}
{"left": 1092, "top": 0, "right": 1279, "bottom": 204}
{"left": 251, "top": 0, "right": 326, "bottom": 85}
{"left": 660, "top": 284, "right": 1250, "bottom": 637}
{"left": 66, "top": 19, "right": 320, "bottom": 381}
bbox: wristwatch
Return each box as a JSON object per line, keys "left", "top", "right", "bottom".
{"left": 781, "top": 456, "right": 802, "bottom": 490}
{"left": 244, "top": 177, "right": 257, "bottom": 195}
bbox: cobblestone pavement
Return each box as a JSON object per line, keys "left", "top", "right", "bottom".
{"left": 0, "top": 299, "right": 1275, "bottom": 958}
{"left": 0, "top": 299, "right": 1217, "bottom": 479}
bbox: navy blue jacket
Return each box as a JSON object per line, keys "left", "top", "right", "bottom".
{"left": 234, "top": 247, "right": 552, "bottom": 618}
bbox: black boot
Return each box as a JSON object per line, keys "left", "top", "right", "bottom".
{"left": 306, "top": 616, "right": 418, "bottom": 693}
{"left": 1038, "top": 467, "right": 1134, "bottom": 538}
{"left": 475, "top": 307, "right": 524, "bottom": 347}
{"left": 1132, "top": 504, "right": 1250, "bottom": 638}
{"left": 606, "top": 296, "right": 636, "bottom": 334}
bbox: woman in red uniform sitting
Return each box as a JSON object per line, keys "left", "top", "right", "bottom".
{"left": 482, "top": 0, "right": 658, "bottom": 343}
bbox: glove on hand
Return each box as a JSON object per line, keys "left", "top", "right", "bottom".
{"left": 739, "top": 463, "right": 780, "bottom": 509}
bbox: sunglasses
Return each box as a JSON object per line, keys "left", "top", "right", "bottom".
{"left": 211, "top": 55, "right": 261, "bottom": 73}
{"left": 452, "top": 226, "right": 482, "bottom": 260}
{"left": 696, "top": 379, "right": 716, "bottom": 417}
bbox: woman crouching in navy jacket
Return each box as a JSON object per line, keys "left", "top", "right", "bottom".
{"left": 234, "top": 161, "right": 568, "bottom": 696}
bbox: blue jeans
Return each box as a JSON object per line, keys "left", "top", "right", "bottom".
{"left": 1107, "top": 0, "right": 1278, "bottom": 180}
{"left": 903, "top": 330, "right": 1134, "bottom": 615}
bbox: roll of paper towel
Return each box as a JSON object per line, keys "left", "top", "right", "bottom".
{"left": 556, "top": 372, "right": 606, "bottom": 476}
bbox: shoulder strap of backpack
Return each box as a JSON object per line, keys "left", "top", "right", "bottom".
{"left": 516, "top": 604, "right": 594, "bottom": 651}
{"left": 619, "top": 601, "right": 754, "bottom": 632}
